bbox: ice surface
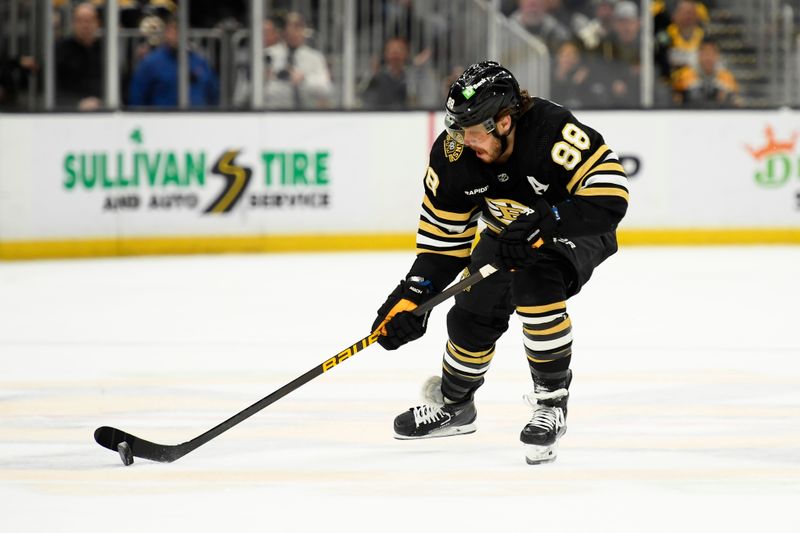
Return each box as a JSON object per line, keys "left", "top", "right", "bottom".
{"left": 1, "top": 247, "right": 798, "bottom": 532}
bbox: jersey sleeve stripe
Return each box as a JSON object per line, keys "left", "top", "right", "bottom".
{"left": 422, "top": 194, "right": 476, "bottom": 223}
{"left": 566, "top": 144, "right": 610, "bottom": 193}
{"left": 415, "top": 245, "right": 472, "bottom": 258}
{"left": 416, "top": 232, "right": 475, "bottom": 248}
{"left": 574, "top": 186, "right": 630, "bottom": 202}
{"left": 420, "top": 211, "right": 476, "bottom": 233}
{"left": 584, "top": 173, "right": 629, "bottom": 188}
{"left": 418, "top": 219, "right": 477, "bottom": 239}
{"left": 587, "top": 161, "right": 626, "bottom": 175}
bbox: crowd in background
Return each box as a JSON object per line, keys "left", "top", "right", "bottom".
{"left": 0, "top": 0, "right": 746, "bottom": 111}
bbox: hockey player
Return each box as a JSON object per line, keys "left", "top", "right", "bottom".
{"left": 372, "top": 61, "right": 629, "bottom": 464}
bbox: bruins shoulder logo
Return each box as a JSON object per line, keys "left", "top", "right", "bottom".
{"left": 444, "top": 135, "right": 463, "bottom": 163}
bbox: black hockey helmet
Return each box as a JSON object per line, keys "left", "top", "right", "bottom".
{"left": 444, "top": 61, "right": 521, "bottom": 144}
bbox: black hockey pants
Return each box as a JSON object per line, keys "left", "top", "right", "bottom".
{"left": 439, "top": 229, "right": 617, "bottom": 402}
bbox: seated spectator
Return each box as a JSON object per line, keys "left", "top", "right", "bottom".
{"left": 546, "top": 0, "right": 593, "bottom": 38}
{"left": 594, "top": 1, "right": 641, "bottom": 107}
{"left": 551, "top": 40, "right": 607, "bottom": 108}
{"left": 572, "top": 0, "right": 616, "bottom": 51}
{"left": 510, "top": 0, "right": 572, "bottom": 52}
{"left": 263, "top": 14, "right": 287, "bottom": 48}
{"left": 0, "top": 46, "right": 37, "bottom": 110}
{"left": 263, "top": 11, "right": 333, "bottom": 109}
{"left": 127, "top": 15, "right": 220, "bottom": 107}
{"left": 119, "top": 0, "right": 145, "bottom": 29}
{"left": 671, "top": 38, "right": 741, "bottom": 107}
{"left": 360, "top": 37, "right": 439, "bottom": 110}
{"left": 55, "top": 2, "right": 103, "bottom": 110}
{"left": 655, "top": 0, "right": 705, "bottom": 80}
{"left": 232, "top": 13, "right": 287, "bottom": 108}
{"left": 148, "top": 0, "right": 177, "bottom": 18}
{"left": 653, "top": 0, "right": 709, "bottom": 35}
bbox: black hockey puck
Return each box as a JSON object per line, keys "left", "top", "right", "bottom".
{"left": 117, "top": 441, "right": 134, "bottom": 466}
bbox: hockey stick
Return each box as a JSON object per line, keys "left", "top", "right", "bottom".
{"left": 94, "top": 262, "right": 502, "bottom": 465}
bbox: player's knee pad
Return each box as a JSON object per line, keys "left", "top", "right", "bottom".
{"left": 446, "top": 306, "right": 510, "bottom": 348}
{"left": 516, "top": 301, "right": 573, "bottom": 372}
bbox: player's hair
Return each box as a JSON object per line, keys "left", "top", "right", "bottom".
{"left": 502, "top": 89, "right": 535, "bottom": 121}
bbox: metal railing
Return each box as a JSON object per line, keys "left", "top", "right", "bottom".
{"left": 797, "top": 32, "right": 800, "bottom": 106}
{"left": 785, "top": 4, "right": 797, "bottom": 107}
{"left": 2, "top": 0, "right": 797, "bottom": 111}
{"left": 218, "top": 0, "right": 549, "bottom": 109}
{"left": 723, "top": 0, "right": 797, "bottom": 106}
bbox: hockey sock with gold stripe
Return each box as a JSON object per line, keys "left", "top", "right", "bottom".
{"left": 516, "top": 301, "right": 572, "bottom": 383}
{"left": 441, "top": 339, "right": 496, "bottom": 402}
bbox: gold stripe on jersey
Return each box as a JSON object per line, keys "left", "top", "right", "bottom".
{"left": 417, "top": 194, "right": 478, "bottom": 257}
{"left": 565, "top": 147, "right": 630, "bottom": 211}
{"left": 575, "top": 186, "right": 630, "bottom": 202}
{"left": 418, "top": 220, "right": 477, "bottom": 240}
{"left": 588, "top": 161, "right": 626, "bottom": 175}
{"left": 422, "top": 194, "right": 476, "bottom": 223}
{"left": 415, "top": 245, "right": 472, "bottom": 258}
{"left": 566, "top": 144, "right": 610, "bottom": 194}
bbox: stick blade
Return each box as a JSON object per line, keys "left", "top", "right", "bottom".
{"left": 94, "top": 426, "right": 183, "bottom": 463}
{"left": 94, "top": 426, "right": 133, "bottom": 452}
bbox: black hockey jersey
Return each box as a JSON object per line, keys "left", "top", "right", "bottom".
{"left": 410, "top": 97, "right": 629, "bottom": 289}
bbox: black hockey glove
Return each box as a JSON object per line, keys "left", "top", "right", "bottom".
{"left": 495, "top": 199, "right": 558, "bottom": 271}
{"left": 372, "top": 277, "right": 433, "bottom": 350}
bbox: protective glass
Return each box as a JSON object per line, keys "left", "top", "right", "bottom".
{"left": 444, "top": 113, "right": 497, "bottom": 144}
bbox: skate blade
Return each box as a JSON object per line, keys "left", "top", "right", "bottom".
{"left": 394, "top": 423, "right": 477, "bottom": 440}
{"left": 524, "top": 443, "right": 558, "bottom": 465}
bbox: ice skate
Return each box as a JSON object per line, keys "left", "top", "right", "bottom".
{"left": 520, "top": 384, "right": 568, "bottom": 464}
{"left": 393, "top": 376, "right": 477, "bottom": 439}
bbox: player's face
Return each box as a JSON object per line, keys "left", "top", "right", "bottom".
{"left": 462, "top": 115, "right": 511, "bottom": 163}
{"left": 462, "top": 124, "right": 501, "bottom": 163}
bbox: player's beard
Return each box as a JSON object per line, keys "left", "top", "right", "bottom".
{"left": 471, "top": 138, "right": 502, "bottom": 164}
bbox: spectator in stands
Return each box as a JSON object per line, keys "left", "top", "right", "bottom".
{"left": 381, "top": 0, "right": 450, "bottom": 62}
{"left": 510, "top": 0, "right": 572, "bottom": 52}
{"left": 551, "top": 40, "right": 607, "bottom": 108}
{"left": 232, "top": 14, "right": 287, "bottom": 108}
{"left": 672, "top": 38, "right": 741, "bottom": 107}
{"left": 360, "top": 36, "right": 439, "bottom": 110}
{"left": 263, "top": 14, "right": 286, "bottom": 48}
{"left": 0, "top": 45, "right": 37, "bottom": 110}
{"left": 55, "top": 2, "right": 103, "bottom": 110}
{"left": 546, "top": 0, "right": 594, "bottom": 45}
{"left": 655, "top": 0, "right": 705, "bottom": 81}
{"left": 189, "top": 0, "right": 247, "bottom": 28}
{"left": 127, "top": 15, "right": 220, "bottom": 107}
{"left": 263, "top": 11, "right": 333, "bottom": 109}
{"left": 119, "top": 0, "right": 145, "bottom": 29}
{"left": 572, "top": 0, "right": 616, "bottom": 52}
{"left": 594, "top": 0, "right": 641, "bottom": 107}
{"left": 653, "top": 0, "right": 709, "bottom": 35}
